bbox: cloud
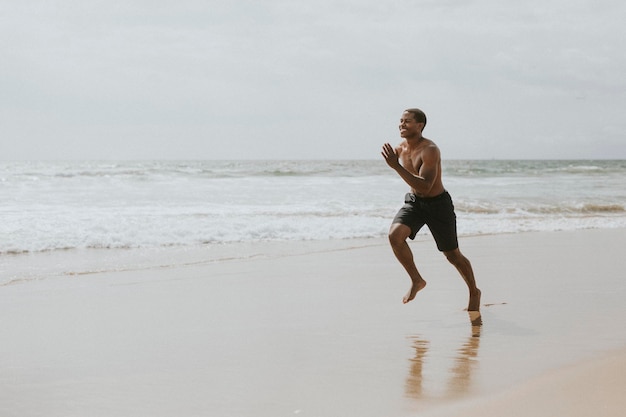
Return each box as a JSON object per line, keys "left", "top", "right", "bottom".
{"left": 1, "top": 0, "right": 625, "bottom": 160}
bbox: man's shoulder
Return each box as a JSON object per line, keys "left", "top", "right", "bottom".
{"left": 421, "top": 136, "right": 438, "bottom": 147}
{"left": 420, "top": 139, "right": 441, "bottom": 163}
{"left": 410, "top": 137, "right": 440, "bottom": 153}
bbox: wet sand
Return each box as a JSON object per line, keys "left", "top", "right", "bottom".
{"left": 429, "top": 347, "right": 626, "bottom": 417}
{"left": 1, "top": 228, "right": 625, "bottom": 416}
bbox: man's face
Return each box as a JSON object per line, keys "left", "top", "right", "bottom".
{"left": 399, "top": 112, "right": 423, "bottom": 138}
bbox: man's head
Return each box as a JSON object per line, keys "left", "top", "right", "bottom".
{"left": 399, "top": 108, "right": 427, "bottom": 139}
{"left": 404, "top": 108, "right": 427, "bottom": 130}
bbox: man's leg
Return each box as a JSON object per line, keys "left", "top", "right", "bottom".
{"left": 443, "top": 248, "right": 481, "bottom": 311}
{"left": 388, "top": 223, "right": 427, "bottom": 304}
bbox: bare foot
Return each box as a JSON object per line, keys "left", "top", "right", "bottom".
{"left": 403, "top": 279, "right": 427, "bottom": 304}
{"left": 467, "top": 288, "right": 481, "bottom": 311}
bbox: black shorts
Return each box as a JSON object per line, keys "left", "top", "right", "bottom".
{"left": 392, "top": 191, "right": 459, "bottom": 252}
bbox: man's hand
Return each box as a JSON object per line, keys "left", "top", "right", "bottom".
{"left": 381, "top": 143, "right": 401, "bottom": 169}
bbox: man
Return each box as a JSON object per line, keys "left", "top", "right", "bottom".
{"left": 381, "top": 108, "right": 481, "bottom": 311}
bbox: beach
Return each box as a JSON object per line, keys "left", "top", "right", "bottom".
{"left": 1, "top": 228, "right": 625, "bottom": 416}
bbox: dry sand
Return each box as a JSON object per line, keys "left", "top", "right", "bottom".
{"left": 1, "top": 228, "right": 625, "bottom": 416}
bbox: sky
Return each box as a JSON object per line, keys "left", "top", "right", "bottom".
{"left": 1, "top": 0, "right": 625, "bottom": 160}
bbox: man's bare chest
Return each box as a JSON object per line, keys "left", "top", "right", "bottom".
{"left": 401, "top": 150, "right": 424, "bottom": 175}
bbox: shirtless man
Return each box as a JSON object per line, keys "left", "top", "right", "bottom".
{"left": 381, "top": 108, "right": 481, "bottom": 311}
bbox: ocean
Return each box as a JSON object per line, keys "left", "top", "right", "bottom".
{"left": 1, "top": 159, "right": 625, "bottom": 282}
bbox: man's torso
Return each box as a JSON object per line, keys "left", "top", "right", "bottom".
{"left": 398, "top": 138, "right": 445, "bottom": 197}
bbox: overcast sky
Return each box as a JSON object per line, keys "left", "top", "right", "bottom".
{"left": 1, "top": 0, "right": 625, "bottom": 160}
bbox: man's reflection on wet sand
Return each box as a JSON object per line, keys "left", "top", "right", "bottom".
{"left": 405, "top": 312, "right": 482, "bottom": 401}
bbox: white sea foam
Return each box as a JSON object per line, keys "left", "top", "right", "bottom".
{"left": 1, "top": 160, "right": 625, "bottom": 256}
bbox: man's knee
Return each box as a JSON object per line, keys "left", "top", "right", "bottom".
{"left": 443, "top": 249, "right": 463, "bottom": 264}
{"left": 388, "top": 224, "right": 411, "bottom": 247}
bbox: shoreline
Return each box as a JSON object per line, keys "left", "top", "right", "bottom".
{"left": 3, "top": 226, "right": 624, "bottom": 283}
{"left": 1, "top": 228, "right": 625, "bottom": 416}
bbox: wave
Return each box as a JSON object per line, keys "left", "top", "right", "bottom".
{"left": 443, "top": 160, "right": 626, "bottom": 177}
{"left": 3, "top": 208, "right": 625, "bottom": 257}
{"left": 457, "top": 202, "right": 625, "bottom": 215}
{"left": 2, "top": 159, "right": 625, "bottom": 257}
{"left": 580, "top": 204, "right": 625, "bottom": 213}
{"left": 4, "top": 160, "right": 626, "bottom": 185}
{"left": 0, "top": 160, "right": 388, "bottom": 183}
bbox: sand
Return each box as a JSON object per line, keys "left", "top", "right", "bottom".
{"left": 430, "top": 348, "right": 626, "bottom": 417}
{"left": 1, "top": 228, "right": 625, "bottom": 417}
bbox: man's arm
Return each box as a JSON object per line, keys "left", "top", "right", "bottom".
{"left": 381, "top": 143, "right": 439, "bottom": 195}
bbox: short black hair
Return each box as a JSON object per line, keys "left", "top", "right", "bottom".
{"left": 404, "top": 108, "right": 427, "bottom": 129}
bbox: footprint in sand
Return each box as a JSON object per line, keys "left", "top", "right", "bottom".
{"left": 483, "top": 302, "right": 508, "bottom": 307}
